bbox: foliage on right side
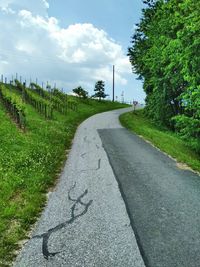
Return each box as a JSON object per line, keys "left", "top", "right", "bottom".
{"left": 128, "top": 0, "right": 200, "bottom": 153}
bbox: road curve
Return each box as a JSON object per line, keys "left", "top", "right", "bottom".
{"left": 14, "top": 107, "right": 145, "bottom": 267}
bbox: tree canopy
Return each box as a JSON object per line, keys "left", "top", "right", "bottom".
{"left": 73, "top": 86, "right": 88, "bottom": 99}
{"left": 128, "top": 0, "right": 200, "bottom": 152}
{"left": 93, "top": 81, "right": 108, "bottom": 100}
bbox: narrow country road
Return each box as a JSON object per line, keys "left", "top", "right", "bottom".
{"left": 14, "top": 108, "right": 200, "bottom": 267}
{"left": 14, "top": 107, "right": 145, "bottom": 267}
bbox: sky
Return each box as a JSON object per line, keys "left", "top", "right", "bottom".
{"left": 0, "top": 0, "right": 146, "bottom": 103}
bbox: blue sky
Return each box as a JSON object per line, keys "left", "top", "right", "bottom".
{"left": 0, "top": 0, "right": 146, "bottom": 103}
{"left": 48, "top": 0, "right": 145, "bottom": 102}
{"left": 48, "top": 0, "right": 143, "bottom": 48}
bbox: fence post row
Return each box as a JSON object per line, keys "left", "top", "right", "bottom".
{"left": 0, "top": 74, "right": 79, "bottom": 122}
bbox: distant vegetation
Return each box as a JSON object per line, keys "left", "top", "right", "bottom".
{"left": 73, "top": 86, "right": 88, "bottom": 99}
{"left": 128, "top": 0, "right": 200, "bottom": 153}
{"left": 0, "top": 79, "right": 128, "bottom": 266}
{"left": 92, "top": 80, "right": 108, "bottom": 100}
{"left": 73, "top": 80, "right": 109, "bottom": 101}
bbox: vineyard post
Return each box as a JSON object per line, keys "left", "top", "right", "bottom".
{"left": 45, "top": 104, "right": 47, "bottom": 118}
{"left": 50, "top": 106, "right": 53, "bottom": 119}
{"left": 22, "top": 82, "right": 25, "bottom": 102}
{"left": 1, "top": 75, "right": 3, "bottom": 83}
{"left": 50, "top": 86, "right": 52, "bottom": 101}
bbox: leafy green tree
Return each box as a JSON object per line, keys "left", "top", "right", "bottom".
{"left": 128, "top": 0, "right": 200, "bottom": 152}
{"left": 93, "top": 81, "right": 108, "bottom": 100}
{"left": 73, "top": 86, "right": 88, "bottom": 99}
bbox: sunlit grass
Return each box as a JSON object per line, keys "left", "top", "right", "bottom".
{"left": 120, "top": 110, "right": 200, "bottom": 172}
{"left": 0, "top": 96, "right": 128, "bottom": 266}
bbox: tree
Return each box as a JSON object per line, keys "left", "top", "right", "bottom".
{"left": 93, "top": 81, "right": 108, "bottom": 100}
{"left": 73, "top": 86, "right": 88, "bottom": 99}
{"left": 128, "top": 0, "right": 200, "bottom": 153}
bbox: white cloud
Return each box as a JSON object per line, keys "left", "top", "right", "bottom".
{"left": 0, "top": 0, "right": 132, "bottom": 95}
{"left": 42, "top": 0, "right": 49, "bottom": 9}
{"left": 0, "top": 0, "right": 49, "bottom": 15}
{"left": 0, "top": 6, "right": 15, "bottom": 14}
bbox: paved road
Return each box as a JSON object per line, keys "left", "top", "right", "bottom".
{"left": 14, "top": 108, "right": 145, "bottom": 267}
{"left": 15, "top": 107, "right": 200, "bottom": 267}
{"left": 99, "top": 128, "right": 200, "bottom": 267}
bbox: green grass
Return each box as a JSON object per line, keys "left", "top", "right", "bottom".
{"left": 120, "top": 110, "right": 200, "bottom": 172}
{"left": 0, "top": 96, "right": 128, "bottom": 266}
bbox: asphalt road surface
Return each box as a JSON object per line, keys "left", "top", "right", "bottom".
{"left": 99, "top": 128, "right": 200, "bottom": 267}
{"left": 14, "top": 107, "right": 145, "bottom": 267}
{"left": 14, "top": 107, "right": 200, "bottom": 267}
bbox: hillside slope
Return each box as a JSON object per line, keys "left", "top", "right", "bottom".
{"left": 0, "top": 82, "right": 128, "bottom": 266}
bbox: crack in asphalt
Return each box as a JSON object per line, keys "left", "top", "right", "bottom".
{"left": 97, "top": 159, "right": 101, "bottom": 170}
{"left": 81, "top": 153, "right": 87, "bottom": 158}
{"left": 33, "top": 183, "right": 93, "bottom": 260}
{"left": 77, "top": 159, "right": 101, "bottom": 173}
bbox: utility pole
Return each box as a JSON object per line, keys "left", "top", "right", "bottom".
{"left": 121, "top": 91, "right": 124, "bottom": 103}
{"left": 112, "top": 65, "right": 115, "bottom": 102}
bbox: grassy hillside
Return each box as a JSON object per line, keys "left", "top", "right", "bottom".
{"left": 120, "top": 110, "right": 200, "bottom": 173}
{"left": 0, "top": 82, "right": 128, "bottom": 266}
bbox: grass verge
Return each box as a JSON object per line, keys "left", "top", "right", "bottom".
{"left": 120, "top": 110, "right": 200, "bottom": 172}
{"left": 0, "top": 98, "right": 128, "bottom": 266}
